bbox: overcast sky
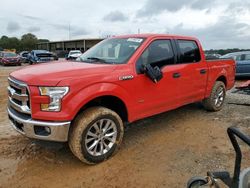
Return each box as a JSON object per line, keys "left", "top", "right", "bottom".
{"left": 1, "top": 0, "right": 250, "bottom": 49}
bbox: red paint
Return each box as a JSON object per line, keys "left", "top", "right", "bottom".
{"left": 10, "top": 34, "right": 235, "bottom": 123}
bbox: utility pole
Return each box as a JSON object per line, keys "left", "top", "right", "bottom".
{"left": 138, "top": 28, "right": 140, "bottom": 34}
{"left": 68, "top": 23, "right": 71, "bottom": 40}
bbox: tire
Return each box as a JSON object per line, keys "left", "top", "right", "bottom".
{"left": 202, "top": 81, "right": 226, "bottom": 111}
{"left": 187, "top": 177, "right": 208, "bottom": 188}
{"left": 69, "top": 107, "right": 124, "bottom": 164}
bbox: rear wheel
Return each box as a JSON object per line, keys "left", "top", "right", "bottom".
{"left": 202, "top": 81, "right": 226, "bottom": 111}
{"left": 69, "top": 107, "right": 124, "bottom": 164}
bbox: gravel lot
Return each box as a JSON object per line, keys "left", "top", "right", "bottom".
{"left": 0, "top": 65, "right": 249, "bottom": 188}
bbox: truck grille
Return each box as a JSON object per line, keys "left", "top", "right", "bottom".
{"left": 8, "top": 77, "right": 31, "bottom": 115}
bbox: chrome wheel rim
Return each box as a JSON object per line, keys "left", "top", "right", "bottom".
{"left": 85, "top": 119, "right": 117, "bottom": 156}
{"left": 214, "top": 86, "right": 225, "bottom": 107}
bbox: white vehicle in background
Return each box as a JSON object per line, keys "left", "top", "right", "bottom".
{"left": 66, "top": 50, "right": 82, "bottom": 60}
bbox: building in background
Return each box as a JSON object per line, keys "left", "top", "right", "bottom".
{"left": 37, "top": 38, "right": 103, "bottom": 57}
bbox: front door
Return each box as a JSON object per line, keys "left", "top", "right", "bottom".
{"left": 132, "top": 39, "right": 182, "bottom": 119}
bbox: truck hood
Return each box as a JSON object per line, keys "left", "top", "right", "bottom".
{"left": 10, "top": 61, "right": 116, "bottom": 86}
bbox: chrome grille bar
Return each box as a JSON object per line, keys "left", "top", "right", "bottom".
{"left": 8, "top": 77, "right": 31, "bottom": 114}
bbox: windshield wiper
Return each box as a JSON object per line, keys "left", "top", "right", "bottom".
{"left": 87, "top": 57, "right": 108, "bottom": 63}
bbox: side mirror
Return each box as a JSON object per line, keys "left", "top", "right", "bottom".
{"left": 142, "top": 64, "right": 163, "bottom": 83}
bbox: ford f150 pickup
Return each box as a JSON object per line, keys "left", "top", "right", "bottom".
{"left": 7, "top": 34, "right": 235, "bottom": 164}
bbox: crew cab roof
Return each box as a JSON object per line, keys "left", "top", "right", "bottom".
{"left": 112, "top": 33, "right": 199, "bottom": 41}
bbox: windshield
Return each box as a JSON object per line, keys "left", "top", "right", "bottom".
{"left": 4, "top": 52, "right": 17, "bottom": 57}
{"left": 78, "top": 37, "right": 145, "bottom": 64}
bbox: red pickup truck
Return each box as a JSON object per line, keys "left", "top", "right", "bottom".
{"left": 7, "top": 34, "right": 235, "bottom": 164}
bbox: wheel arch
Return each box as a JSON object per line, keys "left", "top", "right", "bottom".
{"left": 76, "top": 95, "right": 129, "bottom": 122}
{"left": 216, "top": 75, "right": 227, "bottom": 87}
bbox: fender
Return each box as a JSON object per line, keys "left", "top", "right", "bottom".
{"left": 31, "top": 82, "right": 134, "bottom": 121}
{"left": 65, "top": 82, "right": 134, "bottom": 121}
{"left": 205, "top": 67, "right": 228, "bottom": 98}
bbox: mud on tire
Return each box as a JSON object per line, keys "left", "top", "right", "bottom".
{"left": 68, "top": 107, "right": 124, "bottom": 164}
{"left": 202, "top": 81, "right": 226, "bottom": 111}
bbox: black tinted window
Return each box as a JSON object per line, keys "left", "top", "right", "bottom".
{"left": 177, "top": 40, "right": 201, "bottom": 63}
{"left": 136, "top": 40, "right": 175, "bottom": 73}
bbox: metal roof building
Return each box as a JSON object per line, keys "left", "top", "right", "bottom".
{"left": 37, "top": 38, "right": 104, "bottom": 57}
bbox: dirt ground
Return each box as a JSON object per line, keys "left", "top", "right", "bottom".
{"left": 0, "top": 65, "right": 249, "bottom": 188}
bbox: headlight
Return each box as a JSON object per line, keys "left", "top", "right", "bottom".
{"left": 39, "top": 87, "right": 69, "bottom": 112}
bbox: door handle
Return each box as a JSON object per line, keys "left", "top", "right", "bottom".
{"left": 200, "top": 69, "right": 207, "bottom": 74}
{"left": 173, "top": 72, "right": 181, "bottom": 78}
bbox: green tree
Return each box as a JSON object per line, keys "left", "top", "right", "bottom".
{"left": 0, "top": 36, "right": 9, "bottom": 49}
{"left": 20, "top": 33, "right": 38, "bottom": 51}
{"left": 0, "top": 33, "right": 49, "bottom": 52}
{"left": 8, "top": 37, "right": 21, "bottom": 51}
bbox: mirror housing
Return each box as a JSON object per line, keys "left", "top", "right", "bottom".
{"left": 142, "top": 64, "right": 163, "bottom": 83}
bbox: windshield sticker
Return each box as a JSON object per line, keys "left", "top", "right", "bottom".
{"left": 127, "top": 38, "right": 143, "bottom": 43}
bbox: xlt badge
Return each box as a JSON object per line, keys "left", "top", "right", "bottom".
{"left": 119, "top": 75, "right": 134, "bottom": 81}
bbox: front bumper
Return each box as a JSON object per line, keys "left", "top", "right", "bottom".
{"left": 8, "top": 107, "right": 71, "bottom": 142}
{"left": 3, "top": 61, "right": 20, "bottom": 65}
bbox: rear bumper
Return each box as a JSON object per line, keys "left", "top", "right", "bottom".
{"left": 7, "top": 107, "right": 71, "bottom": 142}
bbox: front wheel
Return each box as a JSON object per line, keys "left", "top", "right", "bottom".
{"left": 202, "top": 81, "right": 226, "bottom": 111}
{"left": 69, "top": 107, "right": 124, "bottom": 164}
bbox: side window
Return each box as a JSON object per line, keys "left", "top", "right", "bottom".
{"left": 244, "top": 54, "right": 250, "bottom": 60}
{"left": 177, "top": 40, "right": 201, "bottom": 63}
{"left": 136, "top": 40, "right": 175, "bottom": 73}
{"left": 235, "top": 55, "right": 242, "bottom": 61}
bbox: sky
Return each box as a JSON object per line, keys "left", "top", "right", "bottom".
{"left": 1, "top": 0, "right": 250, "bottom": 49}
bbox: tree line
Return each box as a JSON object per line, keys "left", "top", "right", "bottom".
{"left": 0, "top": 33, "right": 49, "bottom": 52}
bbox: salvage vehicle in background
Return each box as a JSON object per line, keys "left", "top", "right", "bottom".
{"left": 27, "top": 50, "right": 57, "bottom": 64}
{"left": 205, "top": 53, "right": 221, "bottom": 60}
{"left": 0, "top": 51, "right": 21, "bottom": 66}
{"left": 19, "top": 51, "right": 29, "bottom": 63}
{"left": 7, "top": 34, "right": 235, "bottom": 164}
{"left": 220, "top": 51, "right": 250, "bottom": 77}
{"left": 187, "top": 126, "right": 250, "bottom": 188}
{"left": 66, "top": 50, "right": 82, "bottom": 60}
{"left": 52, "top": 52, "right": 59, "bottom": 60}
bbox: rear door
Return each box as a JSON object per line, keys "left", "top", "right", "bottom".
{"left": 175, "top": 39, "right": 208, "bottom": 104}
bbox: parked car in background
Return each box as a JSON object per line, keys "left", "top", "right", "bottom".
{"left": 52, "top": 52, "right": 59, "bottom": 60}
{"left": 0, "top": 51, "right": 21, "bottom": 66}
{"left": 66, "top": 50, "right": 82, "bottom": 60}
{"left": 220, "top": 51, "right": 250, "bottom": 77}
{"left": 7, "top": 34, "right": 235, "bottom": 164}
{"left": 19, "top": 51, "right": 29, "bottom": 63}
{"left": 27, "top": 50, "right": 57, "bottom": 64}
{"left": 205, "top": 53, "right": 221, "bottom": 60}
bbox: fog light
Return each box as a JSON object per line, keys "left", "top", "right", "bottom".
{"left": 34, "top": 126, "right": 51, "bottom": 136}
{"left": 45, "top": 126, "right": 51, "bottom": 134}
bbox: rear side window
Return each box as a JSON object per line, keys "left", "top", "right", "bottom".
{"left": 235, "top": 55, "right": 242, "bottom": 61}
{"left": 243, "top": 54, "right": 250, "bottom": 60}
{"left": 177, "top": 40, "right": 201, "bottom": 63}
{"left": 136, "top": 40, "right": 175, "bottom": 73}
